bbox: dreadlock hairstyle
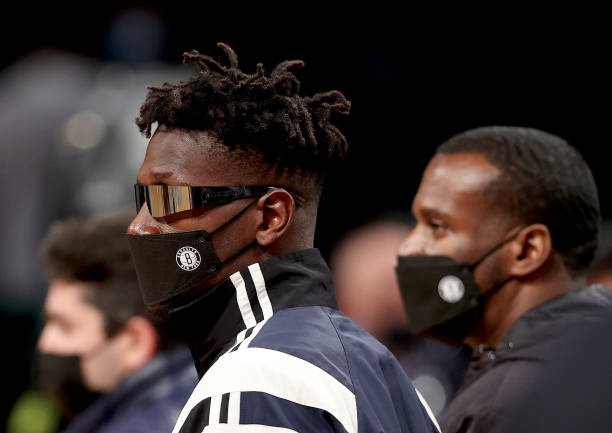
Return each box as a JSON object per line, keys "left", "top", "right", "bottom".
{"left": 136, "top": 43, "right": 350, "bottom": 180}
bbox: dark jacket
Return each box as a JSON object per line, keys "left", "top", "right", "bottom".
{"left": 170, "top": 249, "right": 440, "bottom": 433}
{"left": 62, "top": 347, "right": 197, "bottom": 433}
{"left": 441, "top": 285, "right": 612, "bottom": 433}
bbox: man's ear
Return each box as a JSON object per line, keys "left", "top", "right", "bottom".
{"left": 117, "top": 316, "right": 159, "bottom": 372}
{"left": 255, "top": 189, "right": 296, "bottom": 247}
{"left": 508, "top": 224, "right": 553, "bottom": 277}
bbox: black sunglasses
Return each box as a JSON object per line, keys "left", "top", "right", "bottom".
{"left": 134, "top": 184, "right": 277, "bottom": 217}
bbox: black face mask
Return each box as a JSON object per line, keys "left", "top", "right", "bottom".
{"left": 395, "top": 227, "right": 522, "bottom": 345}
{"left": 127, "top": 198, "right": 258, "bottom": 307}
{"left": 35, "top": 353, "right": 103, "bottom": 423}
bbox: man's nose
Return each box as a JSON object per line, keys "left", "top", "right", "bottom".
{"left": 398, "top": 227, "right": 426, "bottom": 256}
{"left": 37, "top": 325, "right": 61, "bottom": 355}
{"left": 127, "top": 204, "right": 162, "bottom": 235}
{"left": 37, "top": 325, "right": 51, "bottom": 353}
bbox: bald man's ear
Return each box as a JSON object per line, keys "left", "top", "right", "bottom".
{"left": 508, "top": 224, "right": 553, "bottom": 277}
{"left": 117, "top": 316, "right": 158, "bottom": 372}
{"left": 255, "top": 189, "right": 295, "bottom": 247}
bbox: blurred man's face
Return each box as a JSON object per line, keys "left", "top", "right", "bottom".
{"left": 399, "top": 152, "right": 515, "bottom": 287}
{"left": 333, "top": 222, "right": 410, "bottom": 342}
{"left": 38, "top": 280, "right": 128, "bottom": 392}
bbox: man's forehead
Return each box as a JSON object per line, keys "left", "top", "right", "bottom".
{"left": 414, "top": 152, "right": 501, "bottom": 215}
{"left": 46, "top": 280, "right": 91, "bottom": 311}
{"left": 424, "top": 153, "right": 500, "bottom": 192}
{"left": 138, "top": 128, "right": 233, "bottom": 186}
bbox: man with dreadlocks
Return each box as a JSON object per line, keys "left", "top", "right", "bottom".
{"left": 126, "top": 43, "right": 440, "bottom": 433}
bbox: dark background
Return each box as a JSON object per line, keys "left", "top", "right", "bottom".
{"left": 3, "top": 7, "right": 610, "bottom": 241}
{"left": 1, "top": 5, "right": 609, "bottom": 431}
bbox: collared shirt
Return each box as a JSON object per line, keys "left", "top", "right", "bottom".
{"left": 441, "top": 285, "right": 612, "bottom": 433}
{"left": 62, "top": 346, "right": 197, "bottom": 433}
{"left": 170, "top": 249, "right": 440, "bottom": 433}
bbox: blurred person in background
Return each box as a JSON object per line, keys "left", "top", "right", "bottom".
{"left": 330, "top": 214, "right": 470, "bottom": 419}
{"left": 33, "top": 212, "right": 197, "bottom": 433}
{"left": 395, "top": 126, "right": 612, "bottom": 432}
{"left": 332, "top": 216, "right": 412, "bottom": 344}
{"left": 0, "top": 10, "right": 189, "bottom": 425}
{"left": 126, "top": 43, "right": 440, "bottom": 432}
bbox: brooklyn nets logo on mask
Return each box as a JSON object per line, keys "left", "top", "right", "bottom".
{"left": 176, "top": 246, "right": 202, "bottom": 271}
{"left": 437, "top": 275, "right": 465, "bottom": 303}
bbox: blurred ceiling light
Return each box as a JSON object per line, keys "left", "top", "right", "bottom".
{"left": 63, "top": 111, "right": 107, "bottom": 150}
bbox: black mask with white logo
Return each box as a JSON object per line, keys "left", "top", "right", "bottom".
{"left": 395, "top": 227, "right": 522, "bottom": 345}
{"left": 127, "top": 199, "right": 258, "bottom": 306}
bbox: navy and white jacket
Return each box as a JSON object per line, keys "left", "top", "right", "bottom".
{"left": 170, "top": 249, "right": 440, "bottom": 433}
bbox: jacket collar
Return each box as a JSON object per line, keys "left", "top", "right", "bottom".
{"left": 501, "top": 284, "right": 612, "bottom": 347}
{"left": 473, "top": 284, "right": 612, "bottom": 359}
{"left": 169, "top": 248, "right": 338, "bottom": 377}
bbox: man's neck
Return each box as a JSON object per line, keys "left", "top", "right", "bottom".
{"left": 464, "top": 269, "right": 588, "bottom": 349}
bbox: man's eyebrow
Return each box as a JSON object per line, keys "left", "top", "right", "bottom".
{"left": 138, "top": 171, "right": 175, "bottom": 185}
{"left": 43, "top": 311, "right": 69, "bottom": 325}
{"left": 420, "top": 207, "right": 452, "bottom": 220}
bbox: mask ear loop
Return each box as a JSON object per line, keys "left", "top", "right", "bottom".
{"left": 206, "top": 187, "right": 289, "bottom": 265}
{"left": 469, "top": 225, "right": 526, "bottom": 270}
{"left": 209, "top": 197, "right": 262, "bottom": 236}
{"left": 208, "top": 195, "right": 268, "bottom": 265}
{"left": 469, "top": 225, "right": 527, "bottom": 304}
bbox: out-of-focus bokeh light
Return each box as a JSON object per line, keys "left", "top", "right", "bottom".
{"left": 63, "top": 111, "right": 107, "bottom": 151}
{"left": 413, "top": 374, "right": 447, "bottom": 418}
{"left": 6, "top": 391, "right": 59, "bottom": 433}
